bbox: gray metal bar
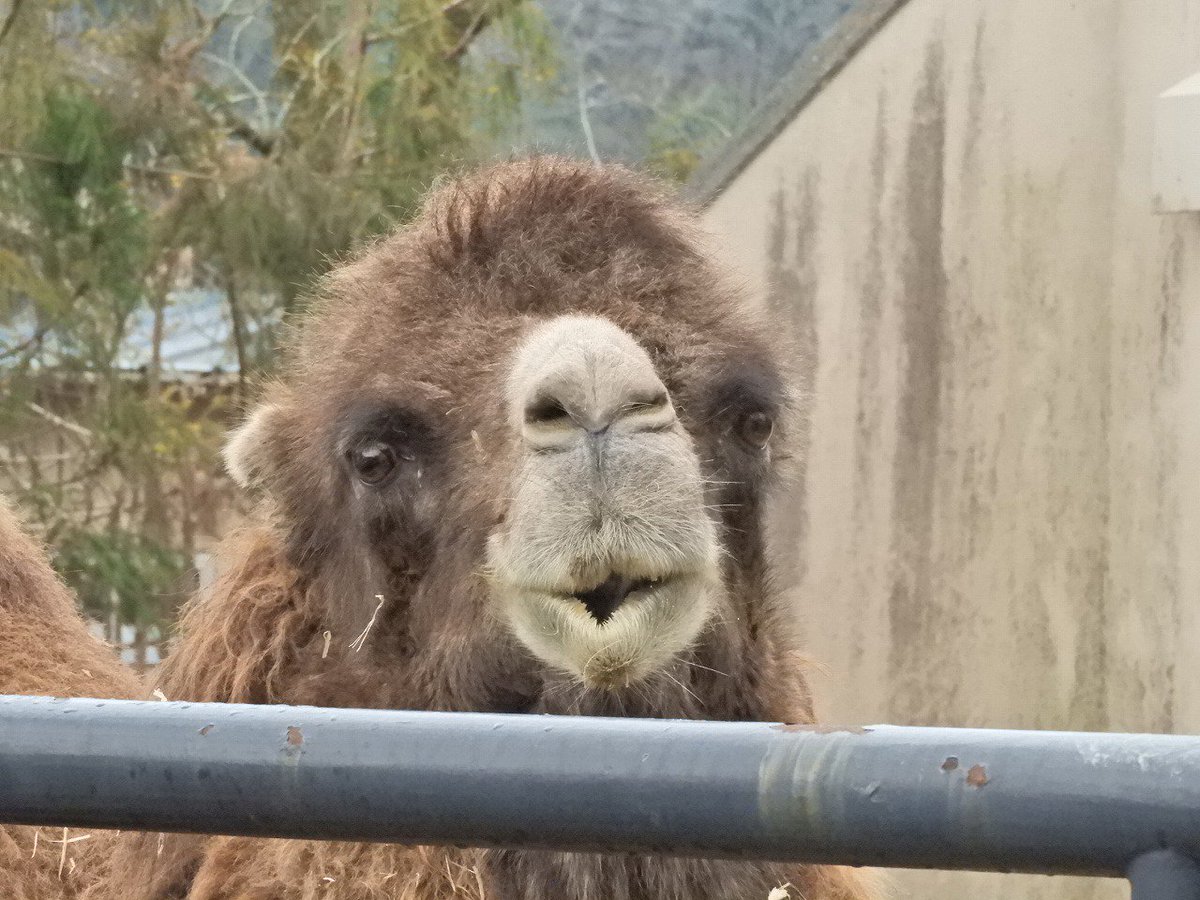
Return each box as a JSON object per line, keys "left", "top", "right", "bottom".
{"left": 0, "top": 695, "right": 1198, "bottom": 877}
{"left": 1129, "top": 850, "right": 1200, "bottom": 900}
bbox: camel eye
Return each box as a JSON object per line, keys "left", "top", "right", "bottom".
{"left": 737, "top": 411, "right": 774, "bottom": 449}
{"left": 350, "top": 442, "right": 397, "bottom": 485}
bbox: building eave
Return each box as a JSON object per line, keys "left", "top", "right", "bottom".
{"left": 683, "top": 0, "right": 914, "bottom": 207}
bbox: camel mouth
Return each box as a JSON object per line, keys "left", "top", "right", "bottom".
{"left": 490, "top": 564, "right": 715, "bottom": 688}
{"left": 570, "top": 574, "right": 665, "bottom": 625}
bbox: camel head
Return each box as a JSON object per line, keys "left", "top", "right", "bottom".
{"left": 222, "top": 158, "right": 793, "bottom": 716}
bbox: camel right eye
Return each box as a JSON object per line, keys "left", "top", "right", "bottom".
{"left": 350, "top": 442, "right": 397, "bottom": 485}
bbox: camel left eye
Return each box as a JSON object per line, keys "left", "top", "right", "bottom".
{"left": 737, "top": 411, "right": 774, "bottom": 449}
{"left": 350, "top": 442, "right": 397, "bottom": 485}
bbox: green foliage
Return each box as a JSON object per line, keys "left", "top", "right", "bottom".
{"left": 0, "top": 249, "right": 68, "bottom": 324}
{"left": 54, "top": 527, "right": 188, "bottom": 628}
{"left": 0, "top": 0, "right": 549, "bottom": 641}
{"left": 182, "top": 0, "right": 555, "bottom": 308}
{"left": 15, "top": 91, "right": 149, "bottom": 361}
{"left": 643, "top": 87, "right": 738, "bottom": 183}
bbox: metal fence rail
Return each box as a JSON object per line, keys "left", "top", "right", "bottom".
{"left": 0, "top": 695, "right": 1198, "bottom": 897}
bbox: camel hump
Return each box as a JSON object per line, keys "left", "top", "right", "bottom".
{"left": 0, "top": 494, "right": 141, "bottom": 700}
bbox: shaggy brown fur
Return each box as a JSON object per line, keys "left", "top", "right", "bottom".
{"left": 0, "top": 496, "right": 142, "bottom": 899}
{"left": 5, "top": 158, "right": 878, "bottom": 899}
{"left": 0, "top": 499, "right": 139, "bottom": 700}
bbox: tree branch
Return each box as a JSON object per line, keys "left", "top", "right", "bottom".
{"left": 444, "top": 3, "right": 490, "bottom": 62}
{"left": 442, "top": 0, "right": 523, "bottom": 62}
{"left": 0, "top": 0, "right": 26, "bottom": 53}
{"left": 0, "top": 147, "right": 216, "bottom": 180}
{"left": 441, "top": 0, "right": 477, "bottom": 30}
{"left": 226, "top": 119, "right": 276, "bottom": 156}
{"left": 25, "top": 402, "right": 94, "bottom": 440}
{"left": 576, "top": 73, "right": 601, "bottom": 165}
{"left": 0, "top": 326, "right": 47, "bottom": 362}
{"left": 210, "top": 2, "right": 523, "bottom": 155}
{"left": 223, "top": 273, "right": 248, "bottom": 400}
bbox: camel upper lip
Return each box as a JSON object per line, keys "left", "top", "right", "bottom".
{"left": 570, "top": 573, "right": 666, "bottom": 624}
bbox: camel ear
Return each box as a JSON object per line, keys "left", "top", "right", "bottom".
{"left": 223, "top": 402, "right": 285, "bottom": 490}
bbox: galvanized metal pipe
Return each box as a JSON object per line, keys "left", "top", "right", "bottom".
{"left": 0, "top": 695, "right": 1198, "bottom": 880}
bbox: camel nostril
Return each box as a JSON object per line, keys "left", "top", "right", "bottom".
{"left": 619, "top": 390, "right": 670, "bottom": 420}
{"left": 521, "top": 386, "right": 676, "bottom": 442}
{"left": 524, "top": 396, "right": 572, "bottom": 427}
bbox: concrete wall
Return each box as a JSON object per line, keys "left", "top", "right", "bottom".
{"left": 700, "top": 2, "right": 1200, "bottom": 898}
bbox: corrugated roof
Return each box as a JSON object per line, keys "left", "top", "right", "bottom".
{"left": 2, "top": 288, "right": 271, "bottom": 376}
{"left": 118, "top": 288, "right": 259, "bottom": 373}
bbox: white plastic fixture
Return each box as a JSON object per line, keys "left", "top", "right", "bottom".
{"left": 1153, "top": 72, "right": 1200, "bottom": 213}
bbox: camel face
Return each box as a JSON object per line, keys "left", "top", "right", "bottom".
{"left": 488, "top": 314, "right": 721, "bottom": 688}
{"left": 222, "top": 158, "right": 789, "bottom": 714}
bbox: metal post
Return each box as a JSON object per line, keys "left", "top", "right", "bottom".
{"left": 1129, "top": 851, "right": 1200, "bottom": 900}
{"left": 0, "top": 695, "right": 1199, "bottom": 877}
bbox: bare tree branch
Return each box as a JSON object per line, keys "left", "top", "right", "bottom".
{"left": 0, "top": 326, "right": 47, "bottom": 362}
{"left": 0, "top": 147, "right": 217, "bottom": 180}
{"left": 576, "top": 74, "right": 601, "bottom": 165}
{"left": 0, "top": 0, "right": 26, "bottom": 53}
{"left": 443, "top": 0, "right": 524, "bottom": 62}
{"left": 338, "top": 0, "right": 371, "bottom": 172}
{"left": 208, "top": 2, "right": 523, "bottom": 155}
{"left": 441, "top": 0, "right": 477, "bottom": 29}
{"left": 26, "top": 402, "right": 94, "bottom": 440}
{"left": 224, "top": 274, "right": 248, "bottom": 400}
{"left": 444, "top": 2, "right": 491, "bottom": 62}
{"left": 226, "top": 119, "right": 276, "bottom": 156}
{"left": 199, "top": 50, "right": 273, "bottom": 133}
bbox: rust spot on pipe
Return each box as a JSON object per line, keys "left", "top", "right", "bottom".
{"left": 966, "top": 764, "right": 989, "bottom": 787}
{"left": 287, "top": 726, "right": 304, "bottom": 747}
{"left": 198, "top": 724, "right": 213, "bottom": 737}
{"left": 941, "top": 756, "right": 958, "bottom": 771}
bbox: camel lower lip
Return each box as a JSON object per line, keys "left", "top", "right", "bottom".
{"left": 493, "top": 568, "right": 716, "bottom": 687}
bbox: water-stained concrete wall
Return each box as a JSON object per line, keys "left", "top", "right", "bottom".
{"left": 701, "top": 2, "right": 1200, "bottom": 898}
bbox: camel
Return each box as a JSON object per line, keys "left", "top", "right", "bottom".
{"left": 0, "top": 157, "right": 878, "bottom": 900}
{"left": 0, "top": 498, "right": 142, "bottom": 898}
